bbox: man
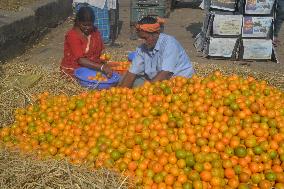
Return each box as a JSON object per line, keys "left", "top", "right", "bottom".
{"left": 119, "top": 16, "right": 195, "bottom": 88}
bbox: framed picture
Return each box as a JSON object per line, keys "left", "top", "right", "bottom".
{"left": 211, "top": 0, "right": 236, "bottom": 11}
{"left": 242, "top": 17, "right": 273, "bottom": 38}
{"left": 213, "top": 14, "right": 243, "bottom": 35}
{"left": 208, "top": 37, "right": 238, "bottom": 57}
{"left": 242, "top": 39, "right": 272, "bottom": 59}
{"left": 245, "top": 0, "right": 275, "bottom": 14}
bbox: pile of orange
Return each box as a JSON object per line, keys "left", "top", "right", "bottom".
{"left": 87, "top": 72, "right": 108, "bottom": 82}
{"left": 108, "top": 61, "right": 131, "bottom": 74}
{"left": 100, "top": 53, "right": 111, "bottom": 62}
{"left": 1, "top": 71, "right": 284, "bottom": 189}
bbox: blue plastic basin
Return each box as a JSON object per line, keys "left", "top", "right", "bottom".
{"left": 74, "top": 67, "right": 120, "bottom": 89}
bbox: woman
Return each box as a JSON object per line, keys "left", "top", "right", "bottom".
{"left": 61, "top": 6, "right": 112, "bottom": 77}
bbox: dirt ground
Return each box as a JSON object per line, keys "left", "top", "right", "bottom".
{"left": 0, "top": 0, "right": 40, "bottom": 11}
{"left": 3, "top": 0, "right": 284, "bottom": 79}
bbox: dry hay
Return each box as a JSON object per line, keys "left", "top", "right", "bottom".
{"left": 0, "top": 62, "right": 85, "bottom": 127}
{"left": 0, "top": 146, "right": 132, "bottom": 189}
{"left": 105, "top": 49, "right": 130, "bottom": 63}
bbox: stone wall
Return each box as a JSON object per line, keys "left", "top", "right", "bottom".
{"left": 0, "top": 0, "right": 72, "bottom": 62}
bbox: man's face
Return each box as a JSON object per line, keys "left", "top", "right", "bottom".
{"left": 137, "top": 30, "right": 158, "bottom": 49}
{"left": 79, "top": 21, "right": 93, "bottom": 36}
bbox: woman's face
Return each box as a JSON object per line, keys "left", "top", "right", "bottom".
{"left": 79, "top": 21, "right": 93, "bottom": 36}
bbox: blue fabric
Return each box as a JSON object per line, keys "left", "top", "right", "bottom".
{"left": 75, "top": 3, "right": 110, "bottom": 43}
{"left": 128, "top": 51, "right": 137, "bottom": 61}
{"left": 129, "top": 33, "right": 195, "bottom": 79}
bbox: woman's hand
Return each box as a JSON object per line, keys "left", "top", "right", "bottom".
{"left": 78, "top": 58, "right": 113, "bottom": 78}
{"left": 102, "top": 64, "right": 113, "bottom": 78}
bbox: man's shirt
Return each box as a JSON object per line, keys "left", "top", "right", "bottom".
{"left": 129, "top": 33, "right": 195, "bottom": 79}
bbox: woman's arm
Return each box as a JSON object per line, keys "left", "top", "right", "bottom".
{"left": 78, "top": 58, "right": 113, "bottom": 78}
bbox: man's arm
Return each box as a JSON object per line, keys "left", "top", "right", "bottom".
{"left": 151, "top": 71, "right": 173, "bottom": 82}
{"left": 120, "top": 47, "right": 144, "bottom": 88}
{"left": 119, "top": 71, "right": 137, "bottom": 88}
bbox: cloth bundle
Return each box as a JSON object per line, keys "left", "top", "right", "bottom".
{"left": 136, "top": 17, "right": 166, "bottom": 33}
{"left": 73, "top": 0, "right": 117, "bottom": 9}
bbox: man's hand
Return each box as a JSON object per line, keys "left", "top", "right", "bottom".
{"left": 151, "top": 71, "right": 173, "bottom": 82}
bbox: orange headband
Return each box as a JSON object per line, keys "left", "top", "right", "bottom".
{"left": 136, "top": 17, "right": 166, "bottom": 33}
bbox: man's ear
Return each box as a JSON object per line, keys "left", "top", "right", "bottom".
{"left": 148, "top": 33, "right": 154, "bottom": 38}
{"left": 153, "top": 32, "right": 160, "bottom": 37}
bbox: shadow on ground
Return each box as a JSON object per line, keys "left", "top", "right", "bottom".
{"left": 173, "top": 1, "right": 201, "bottom": 9}
{"left": 118, "top": 20, "right": 123, "bottom": 35}
{"left": 186, "top": 22, "right": 203, "bottom": 37}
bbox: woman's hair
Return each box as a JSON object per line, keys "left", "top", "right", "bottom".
{"left": 137, "top": 16, "right": 157, "bottom": 25}
{"left": 75, "top": 6, "right": 95, "bottom": 24}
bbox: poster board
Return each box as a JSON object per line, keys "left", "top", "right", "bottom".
{"left": 245, "top": 0, "right": 275, "bottom": 14}
{"left": 242, "top": 17, "right": 272, "bottom": 38}
{"left": 242, "top": 39, "right": 272, "bottom": 59}
{"left": 210, "top": 0, "right": 236, "bottom": 11}
{"left": 213, "top": 14, "right": 243, "bottom": 35}
{"left": 208, "top": 37, "right": 238, "bottom": 57}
